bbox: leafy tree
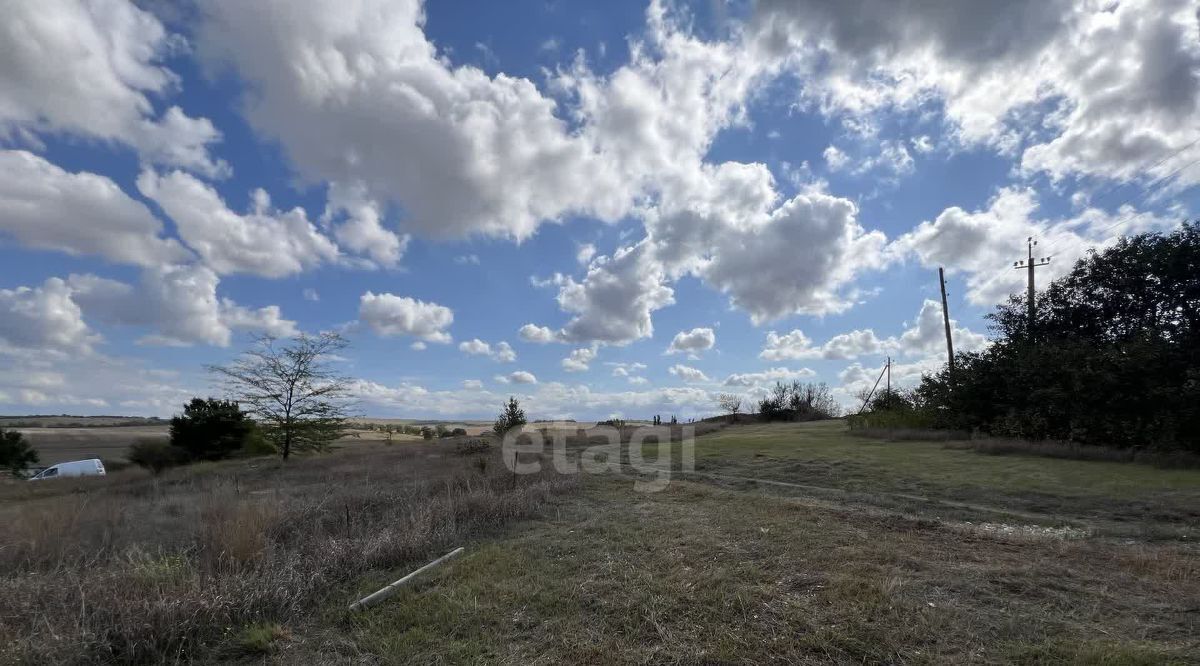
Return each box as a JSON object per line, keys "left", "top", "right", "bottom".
{"left": 170, "top": 398, "right": 254, "bottom": 461}
{"left": 211, "top": 333, "right": 353, "bottom": 460}
{"left": 493, "top": 397, "right": 527, "bottom": 437}
{"left": 421, "top": 426, "right": 433, "bottom": 440}
{"left": 916, "top": 224, "right": 1200, "bottom": 451}
{"left": 0, "top": 428, "right": 38, "bottom": 477}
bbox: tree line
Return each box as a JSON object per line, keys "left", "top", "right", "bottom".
{"left": 868, "top": 224, "right": 1200, "bottom": 453}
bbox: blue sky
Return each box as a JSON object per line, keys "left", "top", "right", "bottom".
{"left": 1, "top": 0, "right": 1197, "bottom": 420}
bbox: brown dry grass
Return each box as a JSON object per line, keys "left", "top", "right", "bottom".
{"left": 0, "top": 440, "right": 576, "bottom": 664}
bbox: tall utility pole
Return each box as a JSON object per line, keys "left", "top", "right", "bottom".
{"left": 938, "top": 268, "right": 955, "bottom": 371}
{"left": 885, "top": 356, "right": 891, "bottom": 395}
{"left": 1013, "top": 237, "right": 1051, "bottom": 332}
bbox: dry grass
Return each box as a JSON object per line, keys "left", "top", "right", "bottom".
{"left": 0, "top": 440, "right": 577, "bottom": 664}
{"left": 329, "top": 475, "right": 1200, "bottom": 664}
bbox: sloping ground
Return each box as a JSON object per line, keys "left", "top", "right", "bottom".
{"left": 288, "top": 422, "right": 1199, "bottom": 664}
{"left": 305, "top": 476, "right": 1198, "bottom": 664}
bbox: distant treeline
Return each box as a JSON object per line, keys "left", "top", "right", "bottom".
{"left": 864, "top": 224, "right": 1200, "bottom": 453}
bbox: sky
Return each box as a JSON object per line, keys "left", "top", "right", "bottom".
{"left": 1, "top": 0, "right": 1198, "bottom": 421}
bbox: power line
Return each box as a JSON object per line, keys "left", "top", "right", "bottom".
{"left": 1076, "top": 135, "right": 1200, "bottom": 212}
{"left": 1038, "top": 152, "right": 1200, "bottom": 258}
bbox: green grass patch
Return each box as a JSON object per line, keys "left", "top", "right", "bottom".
{"left": 693, "top": 421, "right": 1200, "bottom": 497}
{"left": 330, "top": 475, "right": 1198, "bottom": 664}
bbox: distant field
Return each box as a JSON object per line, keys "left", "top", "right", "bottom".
{"left": 15, "top": 426, "right": 169, "bottom": 465}
{"left": 0, "top": 415, "right": 164, "bottom": 428}
{"left": 17, "top": 422, "right": 435, "bottom": 464}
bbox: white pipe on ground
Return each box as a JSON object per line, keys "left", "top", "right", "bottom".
{"left": 348, "top": 546, "right": 465, "bottom": 612}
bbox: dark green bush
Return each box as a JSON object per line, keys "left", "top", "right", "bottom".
{"left": 170, "top": 398, "right": 255, "bottom": 461}
{"left": 127, "top": 441, "right": 188, "bottom": 475}
{"left": 916, "top": 224, "right": 1200, "bottom": 453}
{"left": 0, "top": 428, "right": 38, "bottom": 477}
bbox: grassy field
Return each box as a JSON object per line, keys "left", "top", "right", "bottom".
{"left": 13, "top": 425, "right": 170, "bottom": 465}
{"left": 682, "top": 421, "right": 1200, "bottom": 537}
{"left": 323, "top": 421, "right": 1199, "bottom": 664}
{"left": 2, "top": 421, "right": 1197, "bottom": 663}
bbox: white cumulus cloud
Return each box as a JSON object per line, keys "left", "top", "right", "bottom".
{"left": 358, "top": 292, "right": 453, "bottom": 343}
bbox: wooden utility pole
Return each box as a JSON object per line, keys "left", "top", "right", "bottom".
{"left": 856, "top": 361, "right": 889, "bottom": 414}
{"left": 885, "top": 356, "right": 891, "bottom": 395}
{"left": 938, "top": 268, "right": 955, "bottom": 371}
{"left": 1013, "top": 237, "right": 1051, "bottom": 333}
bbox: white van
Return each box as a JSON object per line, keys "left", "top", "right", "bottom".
{"left": 28, "top": 459, "right": 106, "bottom": 481}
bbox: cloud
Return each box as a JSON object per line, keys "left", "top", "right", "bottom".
{"left": 462, "top": 379, "right": 483, "bottom": 390}
{"left": 0, "top": 150, "right": 191, "bottom": 267}
{"left": 137, "top": 170, "right": 340, "bottom": 278}
{"left": 193, "top": 0, "right": 897, "bottom": 337}
{"left": 0, "top": 0, "right": 225, "bottom": 175}
{"left": 495, "top": 370, "right": 537, "bottom": 385}
{"left": 666, "top": 327, "right": 716, "bottom": 355}
{"left": 893, "top": 187, "right": 1176, "bottom": 305}
{"left": 760, "top": 328, "right": 885, "bottom": 361}
{"left": 518, "top": 323, "right": 561, "bottom": 344}
{"left": 197, "top": 0, "right": 630, "bottom": 240}
{"left": 322, "top": 182, "right": 409, "bottom": 267}
{"left": 823, "top": 145, "right": 849, "bottom": 170}
{"left": 459, "top": 339, "right": 517, "bottom": 362}
{"left": 350, "top": 377, "right": 720, "bottom": 421}
{"left": 551, "top": 241, "right": 674, "bottom": 345}
{"left": 561, "top": 347, "right": 598, "bottom": 373}
{"left": 668, "top": 364, "right": 710, "bottom": 383}
{"left": 67, "top": 266, "right": 296, "bottom": 347}
{"left": 607, "top": 361, "right": 648, "bottom": 378}
{"left": 0, "top": 353, "right": 202, "bottom": 416}
{"left": 218, "top": 300, "right": 300, "bottom": 339}
{"left": 761, "top": 299, "right": 987, "bottom": 362}
{"left": 752, "top": 0, "right": 1200, "bottom": 188}
{"left": 897, "top": 299, "right": 988, "bottom": 357}
{"left": 723, "top": 367, "right": 815, "bottom": 387}
{"left": 0, "top": 278, "right": 98, "bottom": 355}
{"left": 576, "top": 243, "right": 597, "bottom": 265}
{"left": 303, "top": 288, "right": 320, "bottom": 302}
{"left": 358, "top": 292, "right": 453, "bottom": 343}
{"left": 695, "top": 191, "right": 888, "bottom": 322}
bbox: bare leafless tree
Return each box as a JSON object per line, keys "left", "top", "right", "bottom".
{"left": 717, "top": 393, "right": 743, "bottom": 423}
{"left": 210, "top": 333, "right": 353, "bottom": 460}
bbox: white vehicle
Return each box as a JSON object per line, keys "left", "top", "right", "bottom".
{"left": 28, "top": 459, "right": 106, "bottom": 481}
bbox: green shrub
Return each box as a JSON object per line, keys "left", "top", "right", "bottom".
{"left": 127, "top": 441, "right": 188, "bottom": 475}
{"left": 240, "top": 425, "right": 279, "bottom": 457}
{"left": 170, "top": 398, "right": 254, "bottom": 461}
{"left": 0, "top": 428, "right": 38, "bottom": 477}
